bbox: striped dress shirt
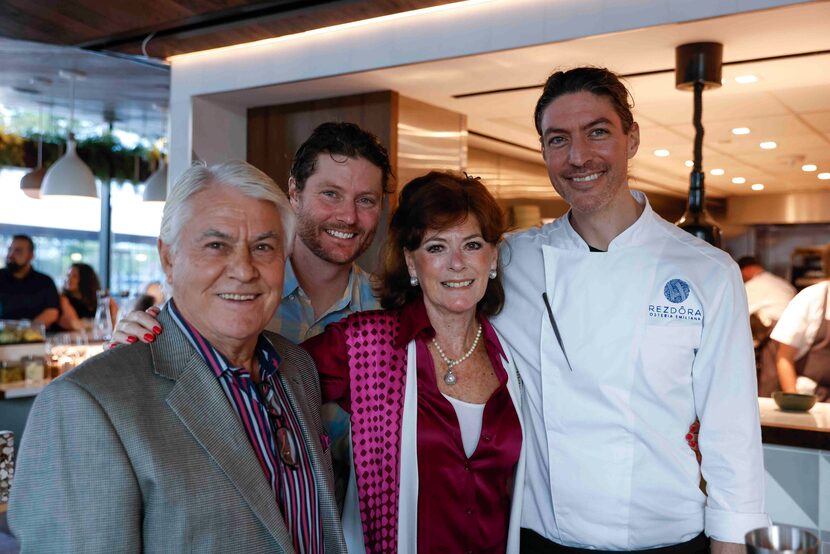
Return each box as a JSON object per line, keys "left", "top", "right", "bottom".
{"left": 169, "top": 301, "right": 322, "bottom": 554}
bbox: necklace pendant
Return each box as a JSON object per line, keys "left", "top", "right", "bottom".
{"left": 444, "top": 371, "right": 457, "bottom": 385}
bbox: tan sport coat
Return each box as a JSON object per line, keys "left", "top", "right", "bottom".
{"left": 9, "top": 306, "right": 346, "bottom": 553}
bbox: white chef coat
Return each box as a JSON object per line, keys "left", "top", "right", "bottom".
{"left": 493, "top": 191, "right": 769, "bottom": 549}
{"left": 744, "top": 271, "right": 796, "bottom": 327}
{"left": 770, "top": 280, "right": 830, "bottom": 359}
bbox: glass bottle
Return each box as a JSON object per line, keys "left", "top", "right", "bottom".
{"left": 92, "top": 290, "right": 113, "bottom": 342}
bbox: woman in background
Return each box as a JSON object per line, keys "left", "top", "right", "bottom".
{"left": 58, "top": 263, "right": 117, "bottom": 331}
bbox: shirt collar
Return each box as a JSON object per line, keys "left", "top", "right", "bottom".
{"left": 282, "top": 258, "right": 302, "bottom": 299}
{"left": 560, "top": 190, "right": 654, "bottom": 251}
{"left": 396, "top": 294, "right": 433, "bottom": 348}
{"left": 167, "top": 299, "right": 281, "bottom": 378}
{"left": 282, "top": 256, "right": 369, "bottom": 312}
{"left": 394, "top": 295, "right": 506, "bottom": 359}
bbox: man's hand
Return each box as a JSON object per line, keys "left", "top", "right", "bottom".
{"left": 109, "top": 306, "right": 162, "bottom": 348}
{"left": 711, "top": 539, "right": 746, "bottom": 554}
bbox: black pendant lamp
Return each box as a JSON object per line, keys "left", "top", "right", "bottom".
{"left": 674, "top": 42, "right": 723, "bottom": 248}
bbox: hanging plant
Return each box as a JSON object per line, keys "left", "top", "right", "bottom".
{"left": 0, "top": 130, "right": 25, "bottom": 167}
{"left": 1, "top": 130, "right": 154, "bottom": 183}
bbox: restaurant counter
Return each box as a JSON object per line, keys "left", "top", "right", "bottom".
{"left": 757, "top": 397, "right": 830, "bottom": 545}
{"left": 0, "top": 340, "right": 104, "bottom": 449}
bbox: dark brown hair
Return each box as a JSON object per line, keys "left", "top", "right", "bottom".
{"left": 64, "top": 263, "right": 102, "bottom": 313}
{"left": 290, "top": 122, "right": 394, "bottom": 194}
{"left": 376, "top": 171, "right": 507, "bottom": 316}
{"left": 534, "top": 66, "right": 635, "bottom": 136}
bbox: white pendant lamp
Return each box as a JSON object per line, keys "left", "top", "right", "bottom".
{"left": 41, "top": 69, "right": 98, "bottom": 198}
{"left": 142, "top": 158, "right": 167, "bottom": 202}
{"left": 20, "top": 167, "right": 46, "bottom": 199}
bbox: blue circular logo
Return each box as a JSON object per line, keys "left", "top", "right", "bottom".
{"left": 664, "top": 279, "right": 690, "bottom": 303}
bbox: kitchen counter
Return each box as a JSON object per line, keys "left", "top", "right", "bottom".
{"left": 758, "top": 397, "right": 830, "bottom": 450}
{"left": 0, "top": 380, "right": 48, "bottom": 400}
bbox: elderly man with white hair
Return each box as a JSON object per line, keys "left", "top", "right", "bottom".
{"left": 9, "top": 161, "right": 347, "bottom": 554}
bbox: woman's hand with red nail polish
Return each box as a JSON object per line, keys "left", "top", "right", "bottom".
{"left": 686, "top": 418, "right": 701, "bottom": 463}
{"left": 110, "top": 307, "right": 163, "bottom": 347}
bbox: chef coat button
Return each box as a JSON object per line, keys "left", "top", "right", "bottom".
{"left": 482, "top": 434, "right": 490, "bottom": 441}
{"left": 467, "top": 550, "right": 474, "bottom": 554}
{"left": 466, "top": 508, "right": 473, "bottom": 515}
{"left": 464, "top": 462, "right": 470, "bottom": 470}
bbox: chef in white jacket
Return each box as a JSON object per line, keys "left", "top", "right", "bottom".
{"left": 493, "top": 67, "right": 769, "bottom": 553}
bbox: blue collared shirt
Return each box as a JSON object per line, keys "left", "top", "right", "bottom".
{"left": 267, "top": 258, "right": 380, "bottom": 343}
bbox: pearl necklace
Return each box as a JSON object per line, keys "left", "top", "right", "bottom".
{"left": 432, "top": 323, "right": 482, "bottom": 386}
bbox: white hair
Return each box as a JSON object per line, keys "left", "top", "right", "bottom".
{"left": 159, "top": 160, "right": 295, "bottom": 256}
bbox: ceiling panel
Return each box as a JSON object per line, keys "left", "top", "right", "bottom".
{"left": 0, "top": 0, "right": 458, "bottom": 58}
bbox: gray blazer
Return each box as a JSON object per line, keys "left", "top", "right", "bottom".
{"left": 9, "top": 307, "right": 347, "bottom": 553}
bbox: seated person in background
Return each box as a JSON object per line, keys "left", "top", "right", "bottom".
{"left": 0, "top": 234, "right": 59, "bottom": 327}
{"left": 9, "top": 161, "right": 345, "bottom": 553}
{"left": 57, "top": 262, "right": 118, "bottom": 331}
{"left": 738, "top": 255, "right": 796, "bottom": 396}
{"left": 770, "top": 244, "right": 830, "bottom": 401}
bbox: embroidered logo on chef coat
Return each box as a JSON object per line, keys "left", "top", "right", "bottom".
{"left": 648, "top": 279, "right": 703, "bottom": 322}
{"left": 663, "top": 279, "right": 690, "bottom": 303}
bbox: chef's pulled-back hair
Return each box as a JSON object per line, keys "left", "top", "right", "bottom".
{"left": 376, "top": 171, "right": 506, "bottom": 316}
{"left": 534, "top": 66, "right": 635, "bottom": 136}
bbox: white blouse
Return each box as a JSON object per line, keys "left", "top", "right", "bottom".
{"left": 441, "top": 393, "right": 485, "bottom": 458}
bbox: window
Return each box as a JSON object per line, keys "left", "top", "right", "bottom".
{"left": 0, "top": 167, "right": 164, "bottom": 298}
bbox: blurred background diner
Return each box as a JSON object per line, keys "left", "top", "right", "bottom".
{"left": 57, "top": 263, "right": 118, "bottom": 332}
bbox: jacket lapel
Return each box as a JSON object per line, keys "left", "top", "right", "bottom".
{"left": 150, "top": 308, "right": 295, "bottom": 551}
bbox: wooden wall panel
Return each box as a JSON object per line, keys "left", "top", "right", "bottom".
{"left": 247, "top": 90, "right": 398, "bottom": 192}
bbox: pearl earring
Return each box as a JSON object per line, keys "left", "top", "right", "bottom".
{"left": 489, "top": 269, "right": 497, "bottom": 280}
{"left": 410, "top": 276, "right": 419, "bottom": 287}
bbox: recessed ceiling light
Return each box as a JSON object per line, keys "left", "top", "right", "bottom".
{"left": 802, "top": 164, "right": 817, "bottom": 172}
{"left": 819, "top": 173, "right": 830, "bottom": 181}
{"left": 70, "top": 252, "right": 83, "bottom": 262}
{"left": 731, "top": 127, "right": 751, "bottom": 135}
{"left": 684, "top": 160, "right": 693, "bottom": 168}
{"left": 654, "top": 149, "right": 670, "bottom": 157}
{"left": 735, "top": 75, "right": 759, "bottom": 84}
{"left": 751, "top": 183, "right": 765, "bottom": 191}
{"left": 710, "top": 168, "right": 725, "bottom": 176}
{"left": 732, "top": 177, "right": 746, "bottom": 184}
{"left": 759, "top": 141, "right": 777, "bottom": 150}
